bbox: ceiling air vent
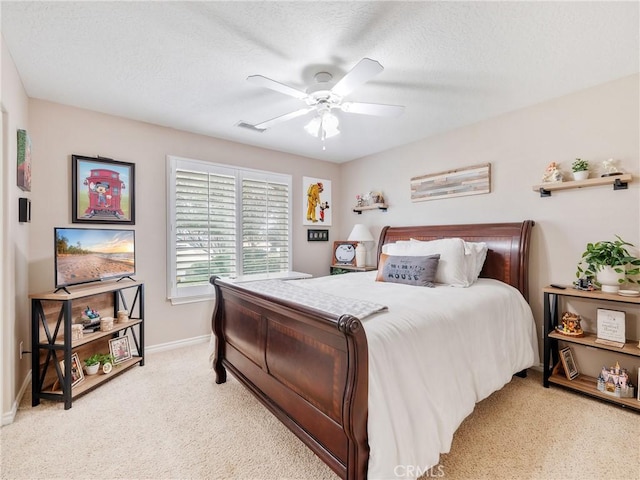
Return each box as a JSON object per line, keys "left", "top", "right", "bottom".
{"left": 236, "top": 122, "right": 266, "bottom": 133}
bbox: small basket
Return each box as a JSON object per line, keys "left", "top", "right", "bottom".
{"left": 116, "top": 310, "right": 129, "bottom": 323}
{"left": 71, "top": 324, "right": 84, "bottom": 340}
{"left": 100, "top": 316, "right": 114, "bottom": 332}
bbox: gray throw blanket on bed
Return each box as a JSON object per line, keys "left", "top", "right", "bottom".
{"left": 234, "top": 279, "right": 388, "bottom": 319}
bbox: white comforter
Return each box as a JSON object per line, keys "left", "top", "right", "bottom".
{"left": 293, "top": 272, "right": 539, "bottom": 480}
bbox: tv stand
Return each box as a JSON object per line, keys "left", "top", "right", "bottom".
{"left": 30, "top": 280, "right": 144, "bottom": 409}
{"left": 53, "top": 286, "right": 71, "bottom": 294}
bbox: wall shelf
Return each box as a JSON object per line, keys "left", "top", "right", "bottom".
{"left": 532, "top": 173, "right": 632, "bottom": 197}
{"left": 353, "top": 203, "right": 388, "bottom": 214}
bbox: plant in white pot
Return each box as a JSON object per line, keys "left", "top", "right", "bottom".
{"left": 84, "top": 353, "right": 117, "bottom": 375}
{"left": 84, "top": 354, "right": 101, "bottom": 375}
{"left": 571, "top": 158, "right": 589, "bottom": 181}
{"left": 576, "top": 236, "right": 640, "bottom": 293}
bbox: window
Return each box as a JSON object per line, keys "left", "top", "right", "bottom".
{"left": 167, "top": 156, "right": 292, "bottom": 301}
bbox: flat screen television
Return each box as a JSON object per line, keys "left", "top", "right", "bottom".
{"left": 55, "top": 227, "right": 135, "bottom": 289}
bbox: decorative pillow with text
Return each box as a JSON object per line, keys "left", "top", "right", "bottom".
{"left": 375, "top": 253, "right": 440, "bottom": 287}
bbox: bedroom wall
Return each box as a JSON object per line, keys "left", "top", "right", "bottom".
{"left": 26, "top": 101, "right": 342, "bottom": 350}
{"left": 339, "top": 74, "right": 640, "bottom": 371}
{"left": 1, "top": 36, "right": 31, "bottom": 423}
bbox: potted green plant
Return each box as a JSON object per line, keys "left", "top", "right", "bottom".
{"left": 84, "top": 354, "right": 102, "bottom": 375}
{"left": 571, "top": 158, "right": 589, "bottom": 181}
{"left": 84, "top": 353, "right": 117, "bottom": 375}
{"left": 576, "top": 235, "right": 640, "bottom": 293}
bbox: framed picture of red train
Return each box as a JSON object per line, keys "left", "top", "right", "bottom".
{"left": 72, "top": 155, "right": 135, "bottom": 225}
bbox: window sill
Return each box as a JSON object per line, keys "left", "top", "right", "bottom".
{"left": 218, "top": 271, "right": 312, "bottom": 283}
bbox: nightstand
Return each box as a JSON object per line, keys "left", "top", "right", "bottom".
{"left": 330, "top": 264, "right": 377, "bottom": 275}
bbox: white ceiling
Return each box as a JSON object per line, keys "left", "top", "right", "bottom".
{"left": 1, "top": 1, "right": 638, "bottom": 163}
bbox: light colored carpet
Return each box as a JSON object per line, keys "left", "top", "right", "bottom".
{"left": 1, "top": 342, "right": 638, "bottom": 480}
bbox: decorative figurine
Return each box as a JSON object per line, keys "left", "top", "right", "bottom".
{"left": 542, "top": 162, "right": 563, "bottom": 183}
{"left": 597, "top": 362, "right": 635, "bottom": 398}
{"left": 574, "top": 277, "right": 595, "bottom": 291}
{"left": 81, "top": 306, "right": 101, "bottom": 330}
{"left": 556, "top": 311, "right": 584, "bottom": 337}
{"left": 83, "top": 306, "right": 100, "bottom": 319}
{"left": 370, "top": 191, "right": 385, "bottom": 204}
{"left": 601, "top": 158, "right": 622, "bottom": 177}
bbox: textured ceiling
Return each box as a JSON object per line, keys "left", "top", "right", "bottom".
{"left": 2, "top": 1, "right": 638, "bottom": 163}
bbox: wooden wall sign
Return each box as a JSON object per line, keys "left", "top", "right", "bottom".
{"left": 410, "top": 163, "right": 491, "bottom": 202}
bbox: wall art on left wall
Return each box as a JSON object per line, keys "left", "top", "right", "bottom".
{"left": 17, "top": 129, "right": 32, "bottom": 191}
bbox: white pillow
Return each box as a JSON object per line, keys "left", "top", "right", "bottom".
{"left": 404, "top": 238, "right": 488, "bottom": 285}
{"left": 384, "top": 238, "right": 470, "bottom": 287}
{"left": 464, "top": 241, "right": 488, "bottom": 281}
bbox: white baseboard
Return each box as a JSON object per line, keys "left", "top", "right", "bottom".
{"left": 145, "top": 334, "right": 210, "bottom": 354}
{"left": 2, "top": 370, "right": 31, "bottom": 426}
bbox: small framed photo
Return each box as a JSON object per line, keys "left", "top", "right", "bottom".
{"left": 307, "top": 229, "right": 329, "bottom": 242}
{"left": 109, "top": 336, "right": 132, "bottom": 364}
{"left": 333, "top": 241, "right": 358, "bottom": 266}
{"left": 559, "top": 347, "right": 579, "bottom": 380}
{"left": 596, "top": 308, "right": 626, "bottom": 348}
{"left": 60, "top": 353, "right": 85, "bottom": 388}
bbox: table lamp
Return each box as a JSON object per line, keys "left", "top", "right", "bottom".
{"left": 347, "top": 224, "right": 374, "bottom": 267}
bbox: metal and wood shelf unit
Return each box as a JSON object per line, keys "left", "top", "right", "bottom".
{"left": 543, "top": 285, "right": 640, "bottom": 411}
{"left": 30, "top": 280, "right": 144, "bottom": 409}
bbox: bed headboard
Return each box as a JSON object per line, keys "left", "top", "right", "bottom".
{"left": 377, "top": 221, "right": 535, "bottom": 301}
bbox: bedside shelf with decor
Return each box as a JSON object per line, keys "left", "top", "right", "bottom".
{"left": 542, "top": 285, "right": 640, "bottom": 411}
{"left": 330, "top": 264, "right": 377, "bottom": 275}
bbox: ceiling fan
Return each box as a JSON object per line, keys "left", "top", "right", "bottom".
{"left": 242, "top": 58, "right": 405, "bottom": 142}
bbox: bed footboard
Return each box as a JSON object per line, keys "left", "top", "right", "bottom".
{"left": 210, "top": 277, "right": 369, "bottom": 480}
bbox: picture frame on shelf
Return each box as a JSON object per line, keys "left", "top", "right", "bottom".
{"left": 72, "top": 154, "right": 135, "bottom": 225}
{"left": 109, "top": 336, "right": 132, "bottom": 364}
{"left": 60, "top": 353, "right": 85, "bottom": 388}
{"left": 595, "top": 308, "right": 626, "bottom": 348}
{"left": 559, "top": 347, "right": 579, "bottom": 380}
{"left": 333, "top": 241, "right": 357, "bottom": 266}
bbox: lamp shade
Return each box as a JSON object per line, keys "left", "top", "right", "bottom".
{"left": 348, "top": 224, "right": 374, "bottom": 243}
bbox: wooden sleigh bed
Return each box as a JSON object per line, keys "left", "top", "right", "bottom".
{"left": 210, "top": 221, "right": 534, "bottom": 480}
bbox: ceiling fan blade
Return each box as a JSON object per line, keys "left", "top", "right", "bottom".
{"left": 331, "top": 58, "right": 384, "bottom": 97}
{"left": 340, "top": 102, "right": 405, "bottom": 117}
{"left": 252, "top": 107, "right": 315, "bottom": 130}
{"left": 247, "top": 75, "right": 308, "bottom": 100}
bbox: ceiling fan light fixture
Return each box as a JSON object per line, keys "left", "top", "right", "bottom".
{"left": 305, "top": 111, "right": 340, "bottom": 140}
{"left": 247, "top": 57, "right": 403, "bottom": 143}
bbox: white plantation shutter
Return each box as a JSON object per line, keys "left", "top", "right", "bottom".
{"left": 242, "top": 177, "right": 290, "bottom": 275}
{"left": 167, "top": 156, "right": 292, "bottom": 300}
